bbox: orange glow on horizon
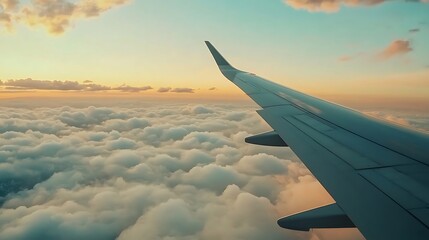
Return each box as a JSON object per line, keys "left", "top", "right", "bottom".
{"left": 1, "top": 87, "right": 428, "bottom": 113}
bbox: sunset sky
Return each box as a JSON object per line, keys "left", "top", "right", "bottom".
{"left": 1, "top": 1, "right": 429, "bottom": 240}
{"left": 0, "top": 0, "right": 428, "bottom": 103}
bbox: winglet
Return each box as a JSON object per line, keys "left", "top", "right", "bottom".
{"left": 205, "top": 41, "right": 240, "bottom": 80}
{"left": 205, "top": 41, "right": 233, "bottom": 67}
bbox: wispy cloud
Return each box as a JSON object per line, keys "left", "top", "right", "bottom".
{"left": 339, "top": 40, "right": 414, "bottom": 62}
{"left": 409, "top": 28, "right": 420, "bottom": 33}
{"left": 0, "top": 79, "right": 196, "bottom": 94}
{"left": 114, "top": 85, "right": 153, "bottom": 93}
{"left": 377, "top": 40, "right": 412, "bottom": 60}
{"left": 1, "top": 78, "right": 98, "bottom": 91}
{"left": 338, "top": 51, "right": 366, "bottom": 62}
{"left": 157, "top": 87, "right": 172, "bottom": 93}
{"left": 338, "top": 55, "right": 355, "bottom": 62}
{"left": 157, "top": 87, "right": 195, "bottom": 93}
{"left": 283, "top": 0, "right": 427, "bottom": 12}
{"left": 170, "top": 87, "right": 194, "bottom": 93}
{"left": 0, "top": 78, "right": 152, "bottom": 92}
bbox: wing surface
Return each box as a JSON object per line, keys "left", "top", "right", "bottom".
{"left": 206, "top": 41, "right": 429, "bottom": 240}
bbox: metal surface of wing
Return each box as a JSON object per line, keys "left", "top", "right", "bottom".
{"left": 205, "top": 41, "right": 429, "bottom": 240}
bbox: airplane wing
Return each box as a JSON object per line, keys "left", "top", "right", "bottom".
{"left": 205, "top": 41, "right": 429, "bottom": 240}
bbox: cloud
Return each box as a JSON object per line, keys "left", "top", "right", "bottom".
{"left": 58, "top": 106, "right": 128, "bottom": 127}
{"left": 2, "top": 78, "right": 89, "bottom": 91}
{"left": 171, "top": 88, "right": 194, "bottom": 93}
{"left": 157, "top": 87, "right": 171, "bottom": 93}
{"left": 0, "top": 78, "right": 152, "bottom": 93}
{"left": 338, "top": 52, "right": 364, "bottom": 62}
{"left": 77, "top": 83, "right": 112, "bottom": 91}
{"left": 20, "top": 0, "right": 131, "bottom": 34}
{"left": 107, "top": 137, "right": 137, "bottom": 150}
{"left": 97, "top": 117, "right": 151, "bottom": 132}
{"left": 0, "top": 102, "right": 384, "bottom": 240}
{"left": 119, "top": 199, "right": 204, "bottom": 239}
{"left": 208, "top": 87, "right": 217, "bottom": 91}
{"left": 409, "top": 28, "right": 420, "bottom": 33}
{"left": 236, "top": 153, "right": 288, "bottom": 176}
{"left": 113, "top": 85, "right": 153, "bottom": 93}
{"left": 0, "top": 0, "right": 18, "bottom": 30}
{"left": 283, "top": 0, "right": 427, "bottom": 12}
{"left": 119, "top": 188, "right": 298, "bottom": 240}
{"left": 377, "top": 40, "right": 413, "bottom": 60}
{"left": 0, "top": 0, "right": 131, "bottom": 34}
{"left": 338, "top": 55, "right": 354, "bottom": 62}
{"left": 364, "top": 111, "right": 429, "bottom": 132}
{"left": 365, "top": 111, "right": 410, "bottom": 126}
{"left": 177, "top": 164, "right": 247, "bottom": 193}
{"left": 157, "top": 87, "right": 195, "bottom": 93}
{"left": 182, "top": 105, "right": 215, "bottom": 114}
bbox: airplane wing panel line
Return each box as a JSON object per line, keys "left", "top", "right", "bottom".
{"left": 293, "top": 114, "right": 336, "bottom": 132}
{"left": 247, "top": 93, "right": 293, "bottom": 108}
{"left": 410, "top": 208, "right": 429, "bottom": 228}
{"left": 286, "top": 114, "right": 427, "bottom": 218}
{"left": 285, "top": 114, "right": 414, "bottom": 168}
{"left": 284, "top": 116, "right": 382, "bottom": 169}
{"left": 359, "top": 170, "right": 427, "bottom": 210}
{"left": 358, "top": 170, "right": 429, "bottom": 228}
{"left": 257, "top": 105, "right": 305, "bottom": 117}
{"left": 360, "top": 168, "right": 429, "bottom": 206}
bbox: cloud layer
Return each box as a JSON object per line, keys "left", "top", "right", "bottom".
{"left": 0, "top": 102, "right": 367, "bottom": 240}
{"left": 0, "top": 78, "right": 196, "bottom": 93}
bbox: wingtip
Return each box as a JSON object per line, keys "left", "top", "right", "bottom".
{"left": 205, "top": 41, "right": 232, "bottom": 67}
{"left": 205, "top": 41, "right": 240, "bottom": 80}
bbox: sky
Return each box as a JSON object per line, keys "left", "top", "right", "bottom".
{"left": 0, "top": 1, "right": 429, "bottom": 240}
{"left": 0, "top": 0, "right": 428, "bottom": 105}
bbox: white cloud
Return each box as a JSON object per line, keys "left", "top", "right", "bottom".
{"left": 236, "top": 153, "right": 289, "bottom": 176}
{"left": 107, "top": 137, "right": 137, "bottom": 150}
{"left": 119, "top": 199, "right": 204, "bottom": 239}
{"left": 178, "top": 164, "right": 247, "bottom": 194}
{"left": 58, "top": 106, "right": 128, "bottom": 128}
{"left": 0, "top": 102, "right": 377, "bottom": 240}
